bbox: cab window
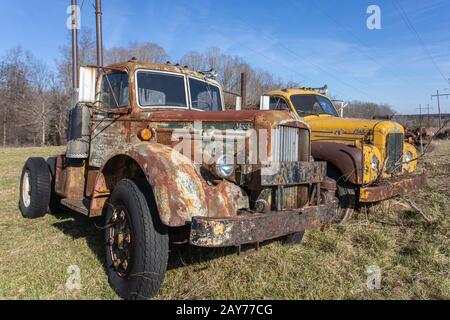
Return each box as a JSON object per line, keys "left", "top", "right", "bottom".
{"left": 100, "top": 72, "right": 129, "bottom": 108}
{"left": 269, "top": 97, "right": 289, "bottom": 110}
{"left": 290, "top": 94, "right": 338, "bottom": 116}
{"left": 189, "top": 78, "right": 222, "bottom": 111}
{"left": 137, "top": 71, "right": 187, "bottom": 108}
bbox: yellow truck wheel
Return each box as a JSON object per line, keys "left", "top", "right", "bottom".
{"left": 328, "top": 167, "right": 356, "bottom": 224}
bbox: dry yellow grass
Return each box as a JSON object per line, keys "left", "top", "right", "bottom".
{"left": 0, "top": 143, "right": 449, "bottom": 300}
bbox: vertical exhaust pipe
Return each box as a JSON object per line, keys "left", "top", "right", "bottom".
{"left": 71, "top": 0, "right": 79, "bottom": 99}
{"left": 66, "top": 0, "right": 90, "bottom": 159}
{"left": 240, "top": 72, "right": 247, "bottom": 108}
{"left": 95, "top": 0, "right": 103, "bottom": 67}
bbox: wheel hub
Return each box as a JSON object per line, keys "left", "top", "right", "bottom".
{"left": 22, "top": 171, "right": 31, "bottom": 207}
{"left": 108, "top": 206, "right": 132, "bottom": 277}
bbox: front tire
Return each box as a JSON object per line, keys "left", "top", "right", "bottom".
{"left": 328, "top": 167, "right": 356, "bottom": 224}
{"left": 104, "top": 179, "right": 169, "bottom": 300}
{"left": 19, "top": 157, "right": 51, "bottom": 219}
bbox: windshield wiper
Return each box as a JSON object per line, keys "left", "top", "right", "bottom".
{"left": 297, "top": 110, "right": 320, "bottom": 117}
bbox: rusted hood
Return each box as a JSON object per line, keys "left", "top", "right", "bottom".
{"left": 142, "top": 110, "right": 309, "bottom": 129}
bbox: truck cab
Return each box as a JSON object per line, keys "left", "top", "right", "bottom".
{"left": 265, "top": 88, "right": 427, "bottom": 221}
{"left": 19, "top": 60, "right": 338, "bottom": 299}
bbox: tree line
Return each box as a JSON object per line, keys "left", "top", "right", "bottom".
{"left": 0, "top": 30, "right": 395, "bottom": 147}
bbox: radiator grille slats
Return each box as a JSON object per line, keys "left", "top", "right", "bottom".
{"left": 271, "top": 126, "right": 301, "bottom": 162}
{"left": 271, "top": 126, "right": 310, "bottom": 210}
{"left": 386, "top": 133, "right": 404, "bottom": 174}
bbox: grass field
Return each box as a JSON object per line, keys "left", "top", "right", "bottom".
{"left": 0, "top": 143, "right": 449, "bottom": 300}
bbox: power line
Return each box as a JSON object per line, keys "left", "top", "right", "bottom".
{"left": 227, "top": 15, "right": 383, "bottom": 102}
{"left": 291, "top": 0, "right": 429, "bottom": 97}
{"left": 211, "top": 28, "right": 326, "bottom": 91}
{"left": 394, "top": 0, "right": 448, "bottom": 83}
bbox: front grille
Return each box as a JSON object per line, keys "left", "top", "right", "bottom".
{"left": 386, "top": 133, "right": 404, "bottom": 174}
{"left": 271, "top": 126, "right": 310, "bottom": 209}
{"left": 271, "top": 126, "right": 310, "bottom": 162}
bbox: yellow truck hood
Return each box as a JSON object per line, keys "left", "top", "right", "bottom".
{"left": 304, "top": 114, "right": 404, "bottom": 138}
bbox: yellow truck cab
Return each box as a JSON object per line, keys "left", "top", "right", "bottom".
{"left": 264, "top": 88, "right": 427, "bottom": 221}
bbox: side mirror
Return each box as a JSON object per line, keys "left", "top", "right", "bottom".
{"left": 260, "top": 96, "right": 270, "bottom": 110}
{"left": 235, "top": 96, "right": 242, "bottom": 111}
{"left": 78, "top": 67, "right": 97, "bottom": 103}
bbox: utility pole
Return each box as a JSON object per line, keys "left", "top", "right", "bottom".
{"left": 416, "top": 104, "right": 424, "bottom": 128}
{"left": 431, "top": 90, "right": 450, "bottom": 127}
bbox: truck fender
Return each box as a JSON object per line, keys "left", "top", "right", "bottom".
{"left": 311, "top": 142, "right": 363, "bottom": 185}
{"left": 91, "top": 142, "right": 249, "bottom": 227}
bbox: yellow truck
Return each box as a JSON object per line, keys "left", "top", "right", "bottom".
{"left": 263, "top": 87, "right": 427, "bottom": 222}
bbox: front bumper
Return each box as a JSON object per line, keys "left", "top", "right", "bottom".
{"left": 190, "top": 201, "right": 338, "bottom": 248}
{"left": 359, "top": 173, "right": 427, "bottom": 203}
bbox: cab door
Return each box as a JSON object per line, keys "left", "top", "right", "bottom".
{"left": 89, "top": 71, "right": 131, "bottom": 168}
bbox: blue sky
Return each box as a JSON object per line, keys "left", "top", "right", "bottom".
{"left": 0, "top": 0, "right": 449, "bottom": 114}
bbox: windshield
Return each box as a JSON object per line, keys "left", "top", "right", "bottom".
{"left": 137, "top": 71, "right": 187, "bottom": 108}
{"left": 290, "top": 94, "right": 339, "bottom": 117}
{"left": 189, "top": 78, "right": 223, "bottom": 111}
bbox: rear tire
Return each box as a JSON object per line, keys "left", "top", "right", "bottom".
{"left": 19, "top": 157, "right": 52, "bottom": 219}
{"left": 46, "top": 157, "right": 61, "bottom": 214}
{"left": 104, "top": 179, "right": 169, "bottom": 300}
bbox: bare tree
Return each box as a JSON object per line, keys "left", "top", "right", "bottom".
{"left": 1, "top": 36, "right": 394, "bottom": 147}
{"left": 179, "top": 47, "right": 300, "bottom": 109}
{"left": 0, "top": 47, "right": 33, "bottom": 146}
{"left": 345, "top": 101, "right": 395, "bottom": 119}
{"left": 106, "top": 42, "right": 169, "bottom": 65}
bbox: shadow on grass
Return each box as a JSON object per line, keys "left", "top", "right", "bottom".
{"left": 167, "top": 239, "right": 282, "bottom": 271}
{"left": 49, "top": 209, "right": 272, "bottom": 273}
{"left": 51, "top": 210, "right": 106, "bottom": 272}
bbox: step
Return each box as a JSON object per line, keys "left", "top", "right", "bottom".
{"left": 60, "top": 198, "right": 91, "bottom": 216}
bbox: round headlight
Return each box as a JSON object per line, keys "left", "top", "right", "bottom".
{"left": 371, "top": 155, "right": 379, "bottom": 170}
{"left": 404, "top": 151, "right": 413, "bottom": 164}
{"left": 215, "top": 154, "right": 235, "bottom": 178}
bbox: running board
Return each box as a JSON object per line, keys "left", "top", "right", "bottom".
{"left": 61, "top": 198, "right": 91, "bottom": 216}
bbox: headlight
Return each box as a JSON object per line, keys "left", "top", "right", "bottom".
{"left": 215, "top": 154, "right": 235, "bottom": 178}
{"left": 371, "top": 155, "right": 379, "bottom": 170}
{"left": 404, "top": 151, "right": 413, "bottom": 164}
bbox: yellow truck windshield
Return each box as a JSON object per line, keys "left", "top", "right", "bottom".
{"left": 291, "top": 94, "right": 339, "bottom": 117}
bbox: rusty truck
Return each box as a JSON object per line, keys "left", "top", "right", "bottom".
{"left": 19, "top": 60, "right": 342, "bottom": 299}
{"left": 263, "top": 87, "right": 427, "bottom": 221}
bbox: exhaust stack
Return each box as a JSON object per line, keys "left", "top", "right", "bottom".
{"left": 71, "top": 0, "right": 79, "bottom": 101}
{"left": 66, "top": 0, "right": 90, "bottom": 159}
{"left": 95, "top": 0, "right": 103, "bottom": 67}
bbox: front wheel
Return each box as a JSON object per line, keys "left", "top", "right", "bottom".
{"left": 328, "top": 167, "right": 356, "bottom": 224}
{"left": 19, "top": 157, "right": 51, "bottom": 219}
{"left": 104, "top": 179, "right": 169, "bottom": 300}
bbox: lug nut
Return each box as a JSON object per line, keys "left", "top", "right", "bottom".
{"left": 107, "top": 237, "right": 114, "bottom": 246}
